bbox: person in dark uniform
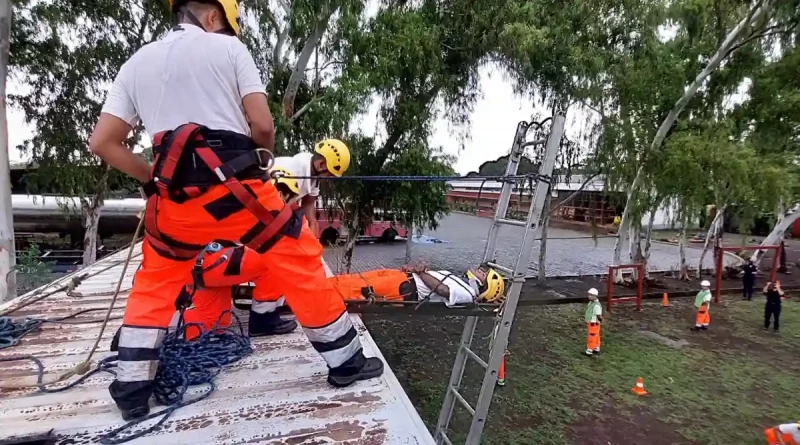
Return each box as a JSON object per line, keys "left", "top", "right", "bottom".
{"left": 742, "top": 259, "right": 758, "bottom": 300}
{"left": 763, "top": 281, "right": 784, "bottom": 331}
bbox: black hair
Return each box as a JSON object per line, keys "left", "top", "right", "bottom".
{"left": 172, "top": 0, "right": 235, "bottom": 35}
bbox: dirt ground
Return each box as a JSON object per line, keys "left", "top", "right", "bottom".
{"left": 364, "top": 294, "right": 800, "bottom": 445}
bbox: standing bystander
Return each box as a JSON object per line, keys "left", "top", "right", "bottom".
{"left": 763, "top": 281, "right": 784, "bottom": 332}
{"left": 742, "top": 259, "right": 758, "bottom": 301}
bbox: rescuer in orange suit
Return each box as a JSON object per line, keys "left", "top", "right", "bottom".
{"left": 765, "top": 422, "right": 800, "bottom": 445}
{"left": 88, "top": 0, "right": 382, "bottom": 421}
{"left": 182, "top": 168, "right": 305, "bottom": 338}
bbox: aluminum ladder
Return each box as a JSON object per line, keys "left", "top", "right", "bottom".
{"left": 434, "top": 114, "right": 566, "bottom": 445}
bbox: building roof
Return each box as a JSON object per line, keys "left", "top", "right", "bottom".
{"left": 0, "top": 243, "right": 434, "bottom": 445}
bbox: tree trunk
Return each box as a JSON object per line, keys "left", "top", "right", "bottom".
{"left": 405, "top": 221, "right": 414, "bottom": 263}
{"left": 81, "top": 200, "right": 102, "bottom": 266}
{"left": 613, "top": 167, "right": 641, "bottom": 267}
{"left": 678, "top": 214, "right": 690, "bottom": 281}
{"left": 0, "top": 0, "right": 15, "bottom": 303}
{"left": 643, "top": 202, "right": 658, "bottom": 278}
{"left": 282, "top": 3, "right": 338, "bottom": 117}
{"left": 81, "top": 166, "right": 110, "bottom": 266}
{"left": 751, "top": 206, "right": 800, "bottom": 265}
{"left": 697, "top": 204, "right": 726, "bottom": 277}
{"left": 341, "top": 219, "right": 360, "bottom": 274}
{"left": 538, "top": 193, "right": 552, "bottom": 282}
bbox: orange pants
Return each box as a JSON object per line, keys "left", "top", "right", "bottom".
{"left": 587, "top": 323, "right": 601, "bottom": 352}
{"left": 695, "top": 304, "right": 710, "bottom": 327}
{"left": 112, "top": 181, "right": 363, "bottom": 412}
{"left": 329, "top": 269, "right": 418, "bottom": 301}
{"left": 765, "top": 427, "right": 799, "bottom": 445}
{"left": 183, "top": 245, "right": 284, "bottom": 338}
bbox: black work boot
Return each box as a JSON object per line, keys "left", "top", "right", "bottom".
{"left": 327, "top": 351, "right": 385, "bottom": 388}
{"left": 120, "top": 405, "right": 150, "bottom": 421}
{"left": 249, "top": 310, "right": 297, "bottom": 337}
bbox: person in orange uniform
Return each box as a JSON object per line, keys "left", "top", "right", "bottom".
{"left": 585, "top": 288, "right": 603, "bottom": 355}
{"left": 692, "top": 280, "right": 712, "bottom": 331}
{"left": 88, "top": 0, "right": 381, "bottom": 421}
{"left": 182, "top": 169, "right": 302, "bottom": 338}
{"left": 330, "top": 263, "right": 506, "bottom": 305}
{"left": 765, "top": 422, "right": 800, "bottom": 445}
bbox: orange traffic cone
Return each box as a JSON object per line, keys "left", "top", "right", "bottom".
{"left": 662, "top": 293, "right": 670, "bottom": 307}
{"left": 631, "top": 377, "right": 648, "bottom": 396}
{"left": 497, "top": 354, "right": 506, "bottom": 386}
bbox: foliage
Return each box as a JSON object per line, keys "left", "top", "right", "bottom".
{"left": 14, "top": 243, "right": 52, "bottom": 288}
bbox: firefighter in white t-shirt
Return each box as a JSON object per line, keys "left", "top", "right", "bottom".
{"left": 272, "top": 140, "right": 350, "bottom": 237}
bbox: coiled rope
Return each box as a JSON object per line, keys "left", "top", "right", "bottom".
{"left": 99, "top": 311, "right": 252, "bottom": 445}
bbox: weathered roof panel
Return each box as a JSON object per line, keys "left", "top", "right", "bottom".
{"left": 0, "top": 243, "right": 434, "bottom": 445}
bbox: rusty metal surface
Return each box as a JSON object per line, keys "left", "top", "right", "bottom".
{"left": 0, "top": 244, "right": 434, "bottom": 445}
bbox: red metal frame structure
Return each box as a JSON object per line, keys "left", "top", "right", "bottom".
{"left": 714, "top": 245, "right": 781, "bottom": 303}
{"left": 606, "top": 264, "right": 644, "bottom": 312}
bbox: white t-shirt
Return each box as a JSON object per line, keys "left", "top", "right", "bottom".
{"left": 588, "top": 302, "right": 603, "bottom": 323}
{"left": 272, "top": 152, "right": 319, "bottom": 198}
{"left": 413, "top": 271, "right": 478, "bottom": 307}
{"left": 778, "top": 424, "right": 800, "bottom": 442}
{"left": 101, "top": 24, "right": 265, "bottom": 139}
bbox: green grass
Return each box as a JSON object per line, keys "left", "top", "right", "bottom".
{"left": 366, "top": 297, "right": 800, "bottom": 444}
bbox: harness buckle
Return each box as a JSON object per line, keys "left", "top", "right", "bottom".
{"left": 254, "top": 148, "right": 275, "bottom": 171}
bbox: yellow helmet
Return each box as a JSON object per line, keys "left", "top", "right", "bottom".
{"left": 467, "top": 268, "right": 505, "bottom": 303}
{"left": 270, "top": 167, "right": 299, "bottom": 195}
{"left": 170, "top": 0, "right": 242, "bottom": 36}
{"left": 314, "top": 139, "right": 350, "bottom": 177}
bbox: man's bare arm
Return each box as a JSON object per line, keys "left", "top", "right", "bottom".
{"left": 302, "top": 195, "right": 318, "bottom": 235}
{"left": 242, "top": 93, "right": 275, "bottom": 151}
{"left": 89, "top": 114, "right": 150, "bottom": 182}
{"left": 417, "top": 272, "right": 450, "bottom": 298}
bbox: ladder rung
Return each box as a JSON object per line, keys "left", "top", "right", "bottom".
{"left": 521, "top": 138, "right": 547, "bottom": 148}
{"left": 448, "top": 386, "right": 476, "bottom": 416}
{"left": 439, "top": 432, "right": 454, "bottom": 445}
{"left": 487, "top": 262, "right": 514, "bottom": 275}
{"left": 462, "top": 346, "right": 488, "bottom": 369}
{"left": 496, "top": 217, "right": 526, "bottom": 227}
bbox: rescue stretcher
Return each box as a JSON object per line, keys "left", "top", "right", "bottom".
{"left": 230, "top": 283, "right": 504, "bottom": 317}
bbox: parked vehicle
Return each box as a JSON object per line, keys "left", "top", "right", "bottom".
{"left": 316, "top": 207, "right": 408, "bottom": 245}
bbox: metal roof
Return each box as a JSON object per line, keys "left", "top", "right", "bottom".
{"left": 0, "top": 243, "right": 434, "bottom": 445}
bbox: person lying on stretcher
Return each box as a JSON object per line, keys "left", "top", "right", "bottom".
{"left": 329, "top": 263, "right": 506, "bottom": 306}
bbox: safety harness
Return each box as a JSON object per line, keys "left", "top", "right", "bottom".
{"left": 142, "top": 123, "right": 299, "bottom": 261}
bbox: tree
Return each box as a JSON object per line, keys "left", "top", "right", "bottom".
{"left": 0, "top": 0, "right": 14, "bottom": 302}
{"left": 10, "top": 0, "right": 171, "bottom": 265}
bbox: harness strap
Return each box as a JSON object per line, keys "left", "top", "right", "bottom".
{"left": 194, "top": 146, "right": 297, "bottom": 252}
{"left": 143, "top": 123, "right": 292, "bottom": 260}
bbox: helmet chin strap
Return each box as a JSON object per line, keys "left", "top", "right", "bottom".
{"left": 180, "top": 6, "right": 234, "bottom": 35}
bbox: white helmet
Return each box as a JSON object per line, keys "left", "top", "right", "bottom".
{"left": 588, "top": 288, "right": 599, "bottom": 296}
{"left": 700, "top": 280, "right": 711, "bottom": 287}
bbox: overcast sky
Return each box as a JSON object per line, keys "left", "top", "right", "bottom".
{"left": 7, "top": 63, "right": 562, "bottom": 175}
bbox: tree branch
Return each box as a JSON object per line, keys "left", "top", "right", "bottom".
{"left": 289, "top": 96, "right": 321, "bottom": 123}
{"left": 283, "top": 2, "right": 339, "bottom": 117}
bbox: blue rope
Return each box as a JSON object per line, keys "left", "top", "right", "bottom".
{"left": 0, "top": 317, "right": 45, "bottom": 349}
{"left": 99, "top": 311, "right": 252, "bottom": 444}
{"left": 0, "top": 311, "right": 251, "bottom": 445}
{"left": 283, "top": 173, "right": 551, "bottom": 183}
